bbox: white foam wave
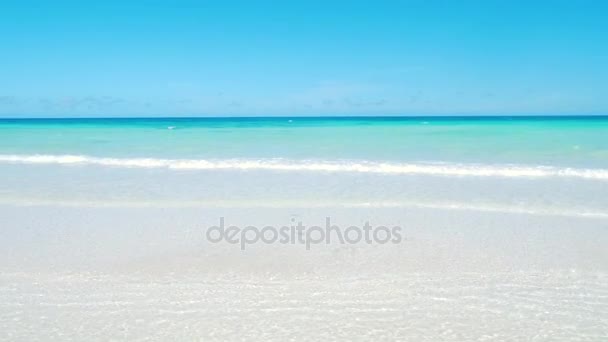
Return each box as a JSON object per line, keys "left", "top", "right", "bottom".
{"left": 1, "top": 154, "right": 608, "bottom": 180}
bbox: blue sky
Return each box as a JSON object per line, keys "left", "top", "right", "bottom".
{"left": 1, "top": 0, "right": 607, "bottom": 117}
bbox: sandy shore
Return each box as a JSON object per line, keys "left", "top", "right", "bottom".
{"left": 1, "top": 205, "right": 607, "bottom": 340}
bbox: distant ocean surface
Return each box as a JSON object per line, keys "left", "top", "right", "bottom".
{"left": 1, "top": 115, "right": 608, "bottom": 171}
{"left": 1, "top": 115, "right": 607, "bottom": 215}
{"left": 2, "top": 116, "right": 608, "bottom": 213}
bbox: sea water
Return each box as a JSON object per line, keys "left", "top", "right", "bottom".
{"left": 0, "top": 116, "right": 607, "bottom": 340}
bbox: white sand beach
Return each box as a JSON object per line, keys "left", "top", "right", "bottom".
{"left": 1, "top": 203, "right": 607, "bottom": 341}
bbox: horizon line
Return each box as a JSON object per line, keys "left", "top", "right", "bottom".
{"left": 1, "top": 114, "right": 608, "bottom": 120}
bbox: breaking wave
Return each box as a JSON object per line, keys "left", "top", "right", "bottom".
{"left": 1, "top": 154, "right": 608, "bottom": 180}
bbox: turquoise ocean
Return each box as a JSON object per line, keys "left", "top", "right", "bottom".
{"left": 2, "top": 116, "right": 608, "bottom": 163}
{"left": 1, "top": 116, "right": 608, "bottom": 213}
{"left": 1, "top": 116, "right": 608, "bottom": 169}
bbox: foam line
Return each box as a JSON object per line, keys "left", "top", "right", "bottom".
{"left": 1, "top": 154, "right": 608, "bottom": 180}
